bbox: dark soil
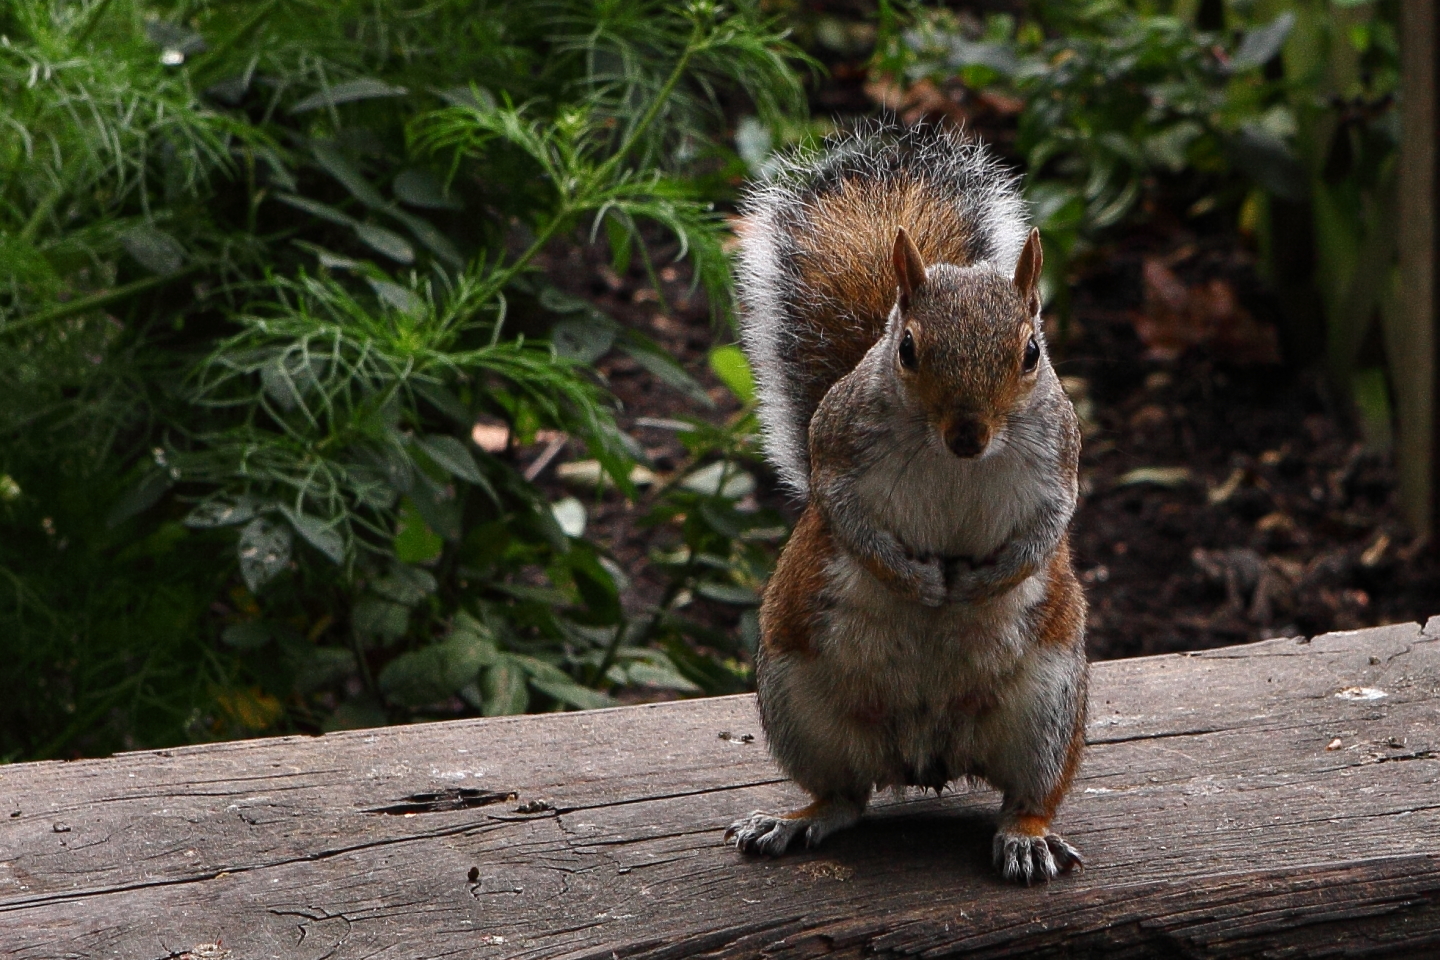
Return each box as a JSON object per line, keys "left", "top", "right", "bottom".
{"left": 1058, "top": 237, "right": 1440, "bottom": 658}
{"left": 526, "top": 226, "right": 1438, "bottom": 667}
{"left": 514, "top": 31, "right": 1440, "bottom": 665}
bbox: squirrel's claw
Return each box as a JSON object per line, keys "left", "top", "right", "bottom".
{"left": 727, "top": 799, "right": 864, "bottom": 856}
{"left": 992, "top": 828, "right": 1082, "bottom": 884}
{"left": 726, "top": 811, "right": 809, "bottom": 856}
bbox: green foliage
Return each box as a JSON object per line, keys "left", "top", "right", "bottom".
{"left": 0, "top": 0, "right": 803, "bottom": 758}
{"left": 876, "top": 0, "right": 1400, "bottom": 375}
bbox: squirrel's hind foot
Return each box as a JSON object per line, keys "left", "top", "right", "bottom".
{"left": 725, "top": 797, "right": 864, "bottom": 856}
{"left": 992, "top": 822, "right": 1082, "bottom": 884}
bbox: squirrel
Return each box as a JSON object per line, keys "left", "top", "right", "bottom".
{"left": 723, "top": 123, "right": 1088, "bottom": 884}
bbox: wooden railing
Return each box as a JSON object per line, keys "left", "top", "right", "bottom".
{"left": 3, "top": 619, "right": 1439, "bottom": 958}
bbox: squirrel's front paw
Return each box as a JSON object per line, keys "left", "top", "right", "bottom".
{"left": 992, "top": 822, "right": 1082, "bottom": 884}
{"left": 909, "top": 557, "right": 946, "bottom": 607}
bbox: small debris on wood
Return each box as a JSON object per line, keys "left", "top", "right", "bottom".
{"left": 514, "top": 799, "right": 552, "bottom": 814}
{"left": 718, "top": 731, "right": 755, "bottom": 743}
{"left": 51, "top": 823, "right": 69, "bottom": 833}
{"left": 467, "top": 866, "right": 479, "bottom": 883}
{"left": 797, "top": 860, "right": 854, "bottom": 882}
{"left": 1336, "top": 687, "right": 1388, "bottom": 701}
{"left": 1326, "top": 738, "right": 1343, "bottom": 751}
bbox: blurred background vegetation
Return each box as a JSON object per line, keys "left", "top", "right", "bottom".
{"left": 0, "top": 0, "right": 1424, "bottom": 761}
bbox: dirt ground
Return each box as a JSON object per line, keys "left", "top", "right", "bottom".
{"left": 526, "top": 223, "right": 1438, "bottom": 667}
{"left": 517, "top": 34, "right": 1438, "bottom": 665}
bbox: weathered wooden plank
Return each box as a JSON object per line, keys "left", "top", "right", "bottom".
{"left": 2, "top": 619, "right": 1439, "bottom": 958}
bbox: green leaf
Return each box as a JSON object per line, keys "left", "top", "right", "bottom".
{"left": 1229, "top": 12, "right": 1294, "bottom": 72}
{"left": 440, "top": 625, "right": 499, "bottom": 680}
{"left": 417, "top": 434, "right": 484, "bottom": 484}
{"left": 937, "top": 34, "right": 1021, "bottom": 74}
{"left": 120, "top": 225, "right": 186, "bottom": 275}
{"left": 312, "top": 141, "right": 388, "bottom": 208}
{"left": 393, "top": 168, "right": 462, "bottom": 210}
{"left": 707, "top": 345, "right": 755, "bottom": 404}
{"left": 407, "top": 474, "right": 463, "bottom": 542}
{"left": 552, "top": 318, "right": 616, "bottom": 363}
{"left": 324, "top": 696, "right": 388, "bottom": 732}
{"left": 482, "top": 658, "right": 529, "bottom": 716}
{"left": 183, "top": 497, "right": 257, "bottom": 529}
{"left": 274, "top": 193, "right": 355, "bottom": 227}
{"left": 295, "top": 647, "right": 359, "bottom": 693}
{"left": 618, "top": 332, "right": 713, "bottom": 407}
{"left": 237, "top": 517, "right": 293, "bottom": 592}
{"left": 278, "top": 506, "right": 345, "bottom": 564}
{"left": 681, "top": 461, "right": 755, "bottom": 499}
{"left": 353, "top": 223, "right": 415, "bottom": 263}
{"left": 352, "top": 596, "right": 410, "bottom": 645}
{"left": 1228, "top": 125, "right": 1304, "bottom": 202}
{"left": 394, "top": 497, "right": 444, "bottom": 563}
{"left": 106, "top": 469, "right": 171, "bottom": 527}
{"left": 367, "top": 278, "right": 424, "bottom": 316}
{"left": 389, "top": 209, "right": 464, "bottom": 268}
{"left": 538, "top": 287, "right": 593, "bottom": 314}
{"left": 624, "top": 656, "right": 701, "bottom": 693}
{"left": 221, "top": 621, "right": 272, "bottom": 650}
{"left": 411, "top": 382, "right": 471, "bottom": 426}
{"left": 528, "top": 674, "right": 616, "bottom": 710}
{"left": 604, "top": 215, "right": 633, "bottom": 274}
{"left": 371, "top": 565, "right": 438, "bottom": 605}
{"left": 290, "top": 78, "right": 408, "bottom": 113}
{"left": 695, "top": 581, "right": 760, "bottom": 605}
{"left": 377, "top": 647, "right": 449, "bottom": 706}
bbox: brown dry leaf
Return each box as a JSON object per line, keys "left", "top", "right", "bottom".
{"left": 863, "top": 76, "right": 970, "bottom": 126}
{"left": 1132, "top": 258, "right": 1280, "bottom": 364}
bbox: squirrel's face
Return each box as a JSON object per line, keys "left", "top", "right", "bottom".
{"left": 890, "top": 226, "right": 1046, "bottom": 460}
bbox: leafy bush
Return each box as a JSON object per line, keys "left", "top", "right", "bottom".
{"left": 877, "top": 0, "right": 1400, "bottom": 394}
{"left": 0, "top": 0, "right": 802, "bottom": 759}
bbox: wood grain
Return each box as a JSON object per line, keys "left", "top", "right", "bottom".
{"left": 2, "top": 618, "right": 1439, "bottom": 958}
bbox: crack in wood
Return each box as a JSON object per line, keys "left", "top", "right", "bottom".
{"left": 1087, "top": 727, "right": 1224, "bottom": 745}
{"left": 363, "top": 787, "right": 517, "bottom": 815}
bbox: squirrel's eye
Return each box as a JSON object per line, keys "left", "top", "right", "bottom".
{"left": 898, "top": 329, "right": 917, "bottom": 371}
{"left": 1022, "top": 335, "right": 1040, "bottom": 373}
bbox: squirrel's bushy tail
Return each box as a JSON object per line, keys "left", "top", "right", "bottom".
{"left": 734, "top": 122, "right": 1029, "bottom": 499}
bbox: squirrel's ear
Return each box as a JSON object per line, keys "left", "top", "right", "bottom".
{"left": 893, "top": 226, "right": 927, "bottom": 309}
{"left": 1013, "top": 227, "right": 1043, "bottom": 316}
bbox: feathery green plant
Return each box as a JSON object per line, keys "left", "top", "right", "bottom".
{"left": 0, "top": 0, "right": 804, "bottom": 758}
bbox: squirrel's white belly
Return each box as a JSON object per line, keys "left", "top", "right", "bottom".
{"left": 853, "top": 431, "right": 1049, "bottom": 560}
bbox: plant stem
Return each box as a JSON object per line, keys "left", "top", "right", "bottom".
{"left": 600, "top": 20, "right": 705, "bottom": 178}
{"left": 190, "top": 0, "right": 283, "bottom": 82}
{"left": 74, "top": 0, "right": 118, "bottom": 46}
{"left": 2, "top": 267, "right": 202, "bottom": 340}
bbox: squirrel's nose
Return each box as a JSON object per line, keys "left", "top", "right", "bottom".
{"left": 944, "top": 417, "right": 991, "bottom": 459}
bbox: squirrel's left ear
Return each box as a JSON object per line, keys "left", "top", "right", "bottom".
{"left": 1013, "top": 227, "right": 1043, "bottom": 317}
{"left": 893, "top": 226, "right": 927, "bottom": 311}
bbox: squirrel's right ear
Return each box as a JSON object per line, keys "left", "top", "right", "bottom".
{"left": 1013, "top": 227, "right": 1043, "bottom": 317}
{"left": 892, "top": 226, "right": 927, "bottom": 310}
